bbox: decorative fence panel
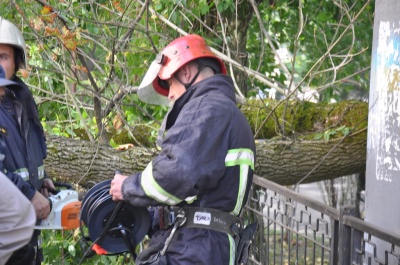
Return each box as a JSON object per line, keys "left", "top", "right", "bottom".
{"left": 242, "top": 175, "right": 400, "bottom": 265}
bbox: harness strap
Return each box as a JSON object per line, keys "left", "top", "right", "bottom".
{"left": 167, "top": 206, "right": 242, "bottom": 237}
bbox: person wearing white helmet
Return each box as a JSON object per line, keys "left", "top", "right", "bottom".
{"left": 0, "top": 17, "right": 55, "bottom": 265}
{"left": 110, "top": 34, "right": 256, "bottom": 265}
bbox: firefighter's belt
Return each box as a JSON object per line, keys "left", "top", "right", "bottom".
{"left": 160, "top": 206, "right": 242, "bottom": 237}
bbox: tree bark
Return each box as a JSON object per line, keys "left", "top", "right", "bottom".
{"left": 255, "top": 132, "right": 366, "bottom": 185}
{"left": 45, "top": 135, "right": 158, "bottom": 187}
{"left": 45, "top": 129, "right": 366, "bottom": 188}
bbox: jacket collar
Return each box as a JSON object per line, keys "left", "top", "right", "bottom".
{"left": 165, "top": 74, "right": 235, "bottom": 130}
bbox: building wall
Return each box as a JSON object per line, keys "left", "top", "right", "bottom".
{"left": 365, "top": 0, "right": 400, "bottom": 263}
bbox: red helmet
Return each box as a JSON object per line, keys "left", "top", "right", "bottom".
{"left": 137, "top": 34, "right": 227, "bottom": 105}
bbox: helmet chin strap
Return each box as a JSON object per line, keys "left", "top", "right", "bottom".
{"left": 175, "top": 66, "right": 206, "bottom": 90}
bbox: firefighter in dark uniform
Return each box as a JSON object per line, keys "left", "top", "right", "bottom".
{"left": 110, "top": 34, "right": 256, "bottom": 265}
{"left": 0, "top": 17, "right": 55, "bottom": 265}
{"left": 0, "top": 124, "right": 36, "bottom": 265}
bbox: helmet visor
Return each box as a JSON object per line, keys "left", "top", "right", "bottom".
{"left": 0, "top": 78, "right": 19, "bottom": 88}
{"left": 0, "top": 65, "right": 20, "bottom": 88}
{"left": 137, "top": 60, "right": 169, "bottom": 106}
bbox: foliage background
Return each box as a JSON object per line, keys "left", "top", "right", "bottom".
{"left": 2, "top": 0, "right": 373, "bottom": 145}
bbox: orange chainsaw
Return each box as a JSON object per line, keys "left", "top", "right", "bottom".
{"left": 36, "top": 183, "right": 81, "bottom": 230}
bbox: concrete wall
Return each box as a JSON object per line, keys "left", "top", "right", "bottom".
{"left": 365, "top": 0, "right": 400, "bottom": 263}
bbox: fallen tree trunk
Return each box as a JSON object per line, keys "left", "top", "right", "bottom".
{"left": 45, "top": 100, "right": 368, "bottom": 187}
{"left": 45, "top": 129, "right": 366, "bottom": 187}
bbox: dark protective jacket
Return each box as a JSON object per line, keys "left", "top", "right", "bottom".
{"left": 0, "top": 76, "right": 47, "bottom": 200}
{"left": 123, "top": 74, "right": 256, "bottom": 265}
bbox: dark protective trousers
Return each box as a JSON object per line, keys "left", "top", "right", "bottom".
{"left": 136, "top": 227, "right": 232, "bottom": 265}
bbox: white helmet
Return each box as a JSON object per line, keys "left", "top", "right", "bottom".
{"left": 0, "top": 17, "right": 27, "bottom": 68}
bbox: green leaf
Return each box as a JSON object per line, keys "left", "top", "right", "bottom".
{"left": 324, "top": 129, "right": 335, "bottom": 141}
{"left": 109, "top": 138, "right": 118, "bottom": 148}
{"left": 341, "top": 127, "right": 351, "bottom": 136}
{"left": 314, "top": 133, "right": 323, "bottom": 140}
{"left": 68, "top": 245, "right": 76, "bottom": 257}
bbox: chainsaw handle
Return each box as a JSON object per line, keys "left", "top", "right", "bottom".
{"left": 47, "top": 188, "right": 60, "bottom": 195}
{"left": 54, "top": 182, "right": 74, "bottom": 190}
{"left": 46, "top": 182, "right": 74, "bottom": 197}
{"left": 47, "top": 197, "right": 53, "bottom": 212}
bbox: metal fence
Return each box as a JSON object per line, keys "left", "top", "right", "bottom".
{"left": 241, "top": 175, "right": 400, "bottom": 265}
